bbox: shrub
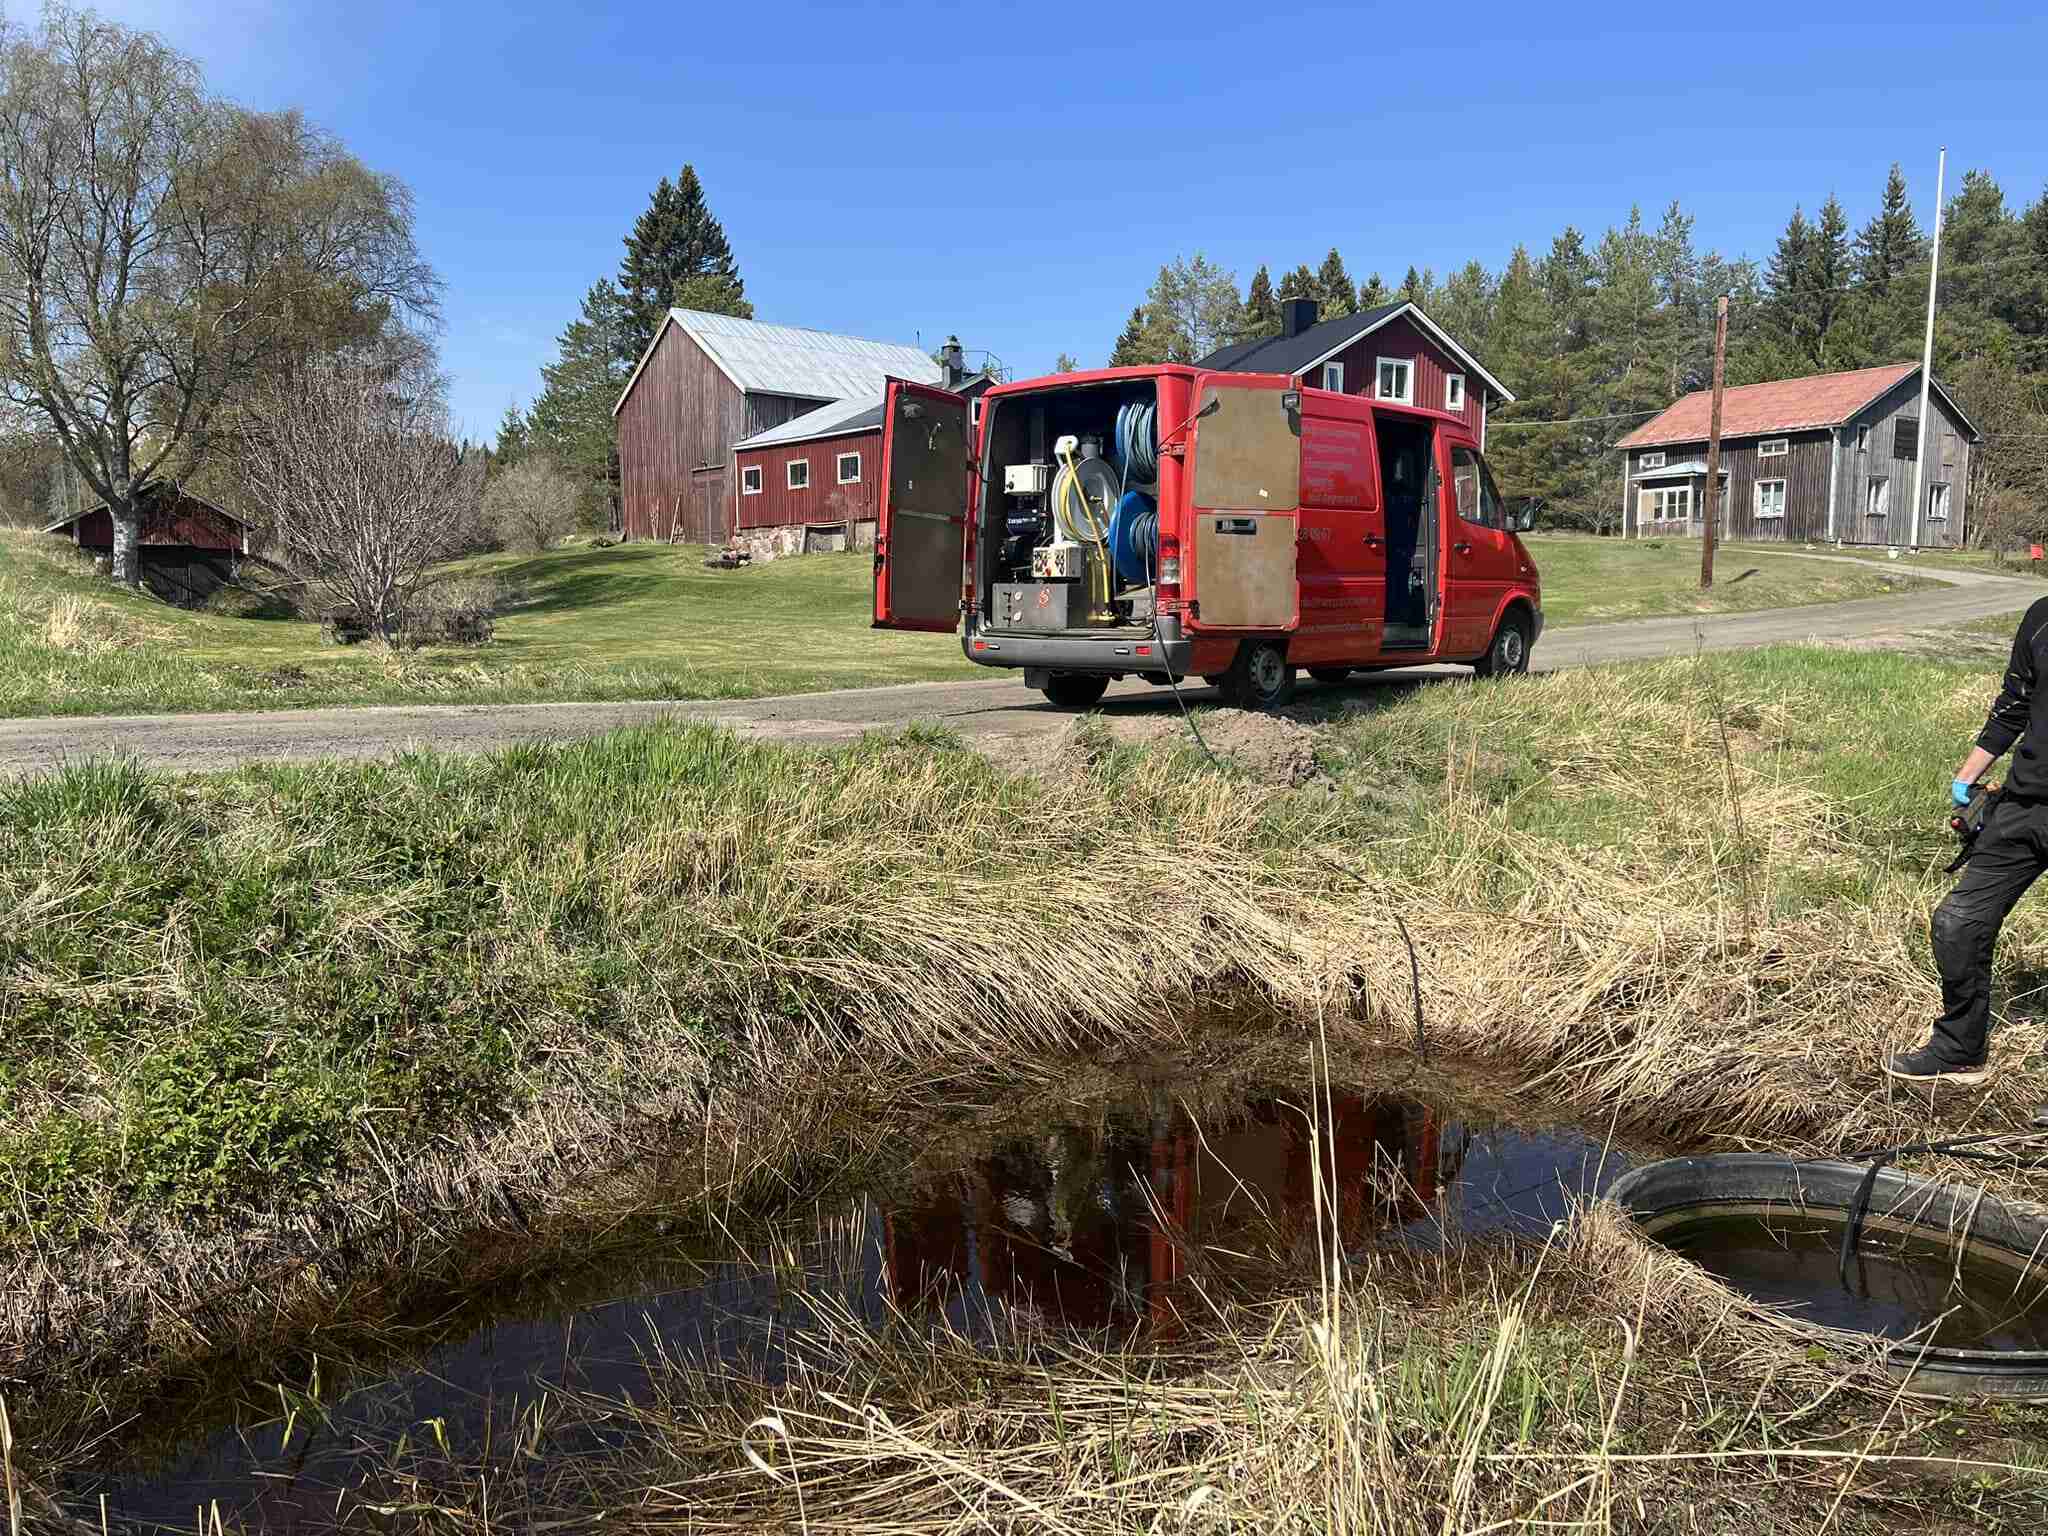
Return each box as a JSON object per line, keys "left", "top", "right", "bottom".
{"left": 485, "top": 457, "right": 579, "bottom": 554}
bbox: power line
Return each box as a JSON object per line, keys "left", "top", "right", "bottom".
{"left": 1488, "top": 409, "right": 1662, "bottom": 430}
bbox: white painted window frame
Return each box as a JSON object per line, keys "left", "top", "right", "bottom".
{"left": 1640, "top": 451, "right": 1666, "bottom": 469}
{"left": 1758, "top": 438, "right": 1788, "bottom": 459}
{"left": 1754, "top": 478, "right": 1787, "bottom": 520}
{"left": 741, "top": 465, "right": 763, "bottom": 496}
{"left": 1322, "top": 361, "right": 1345, "bottom": 392}
{"left": 1374, "top": 356, "right": 1413, "bottom": 405}
{"left": 786, "top": 458, "right": 810, "bottom": 491}
{"left": 1445, "top": 373, "right": 1465, "bottom": 413}
{"left": 836, "top": 451, "right": 861, "bottom": 485}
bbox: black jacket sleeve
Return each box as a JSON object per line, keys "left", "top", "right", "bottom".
{"left": 1978, "top": 601, "right": 2048, "bottom": 756}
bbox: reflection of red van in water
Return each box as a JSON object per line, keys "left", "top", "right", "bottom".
{"left": 871, "top": 364, "right": 1543, "bottom": 710}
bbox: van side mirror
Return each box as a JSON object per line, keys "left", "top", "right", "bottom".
{"left": 1514, "top": 505, "right": 1539, "bottom": 533}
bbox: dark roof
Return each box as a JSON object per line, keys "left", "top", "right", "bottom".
{"left": 1615, "top": 363, "right": 1982, "bottom": 449}
{"left": 1197, "top": 300, "right": 1514, "bottom": 402}
{"left": 41, "top": 480, "right": 251, "bottom": 537}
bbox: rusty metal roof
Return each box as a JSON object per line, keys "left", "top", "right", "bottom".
{"left": 1614, "top": 363, "right": 1980, "bottom": 448}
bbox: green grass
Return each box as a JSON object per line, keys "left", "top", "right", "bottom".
{"left": 1524, "top": 531, "right": 1939, "bottom": 624}
{"left": 0, "top": 528, "right": 1948, "bottom": 719}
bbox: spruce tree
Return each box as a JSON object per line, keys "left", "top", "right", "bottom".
{"left": 1357, "top": 272, "right": 1391, "bottom": 309}
{"left": 1108, "top": 305, "right": 1150, "bottom": 367}
{"left": 494, "top": 403, "right": 529, "bottom": 468}
{"left": 1400, "top": 265, "right": 1425, "bottom": 304}
{"left": 1854, "top": 164, "right": 1924, "bottom": 293}
{"left": 1277, "top": 264, "right": 1319, "bottom": 304}
{"left": 529, "top": 280, "right": 634, "bottom": 526}
{"left": 618, "top": 165, "right": 746, "bottom": 362}
{"left": 1239, "top": 264, "right": 1279, "bottom": 341}
{"left": 1315, "top": 248, "right": 1355, "bottom": 319}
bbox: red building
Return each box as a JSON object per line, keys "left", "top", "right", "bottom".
{"left": 611, "top": 308, "right": 942, "bottom": 546}
{"left": 730, "top": 363, "right": 997, "bottom": 560}
{"left": 43, "top": 481, "right": 251, "bottom": 606}
{"left": 1200, "top": 298, "right": 1513, "bottom": 446}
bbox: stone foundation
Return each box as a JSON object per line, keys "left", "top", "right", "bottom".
{"left": 733, "top": 520, "right": 878, "bottom": 565}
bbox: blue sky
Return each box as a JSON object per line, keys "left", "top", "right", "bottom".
{"left": 89, "top": 0, "right": 2048, "bottom": 440}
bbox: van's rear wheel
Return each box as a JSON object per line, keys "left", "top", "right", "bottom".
{"left": 1040, "top": 673, "right": 1110, "bottom": 710}
{"left": 1473, "top": 610, "right": 1532, "bottom": 678}
{"left": 1220, "top": 641, "right": 1296, "bottom": 711}
{"left": 1308, "top": 667, "right": 1352, "bottom": 685}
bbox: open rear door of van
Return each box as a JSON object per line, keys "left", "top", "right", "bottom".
{"left": 873, "top": 377, "right": 971, "bottom": 631}
{"left": 1185, "top": 372, "right": 1303, "bottom": 632}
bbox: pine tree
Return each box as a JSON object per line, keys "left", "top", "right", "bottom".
{"left": 494, "top": 402, "right": 529, "bottom": 468}
{"left": 1854, "top": 164, "right": 1924, "bottom": 293}
{"left": 1108, "top": 305, "right": 1151, "bottom": 367}
{"left": 1435, "top": 260, "right": 1495, "bottom": 354}
{"left": 618, "top": 165, "right": 745, "bottom": 362}
{"left": 1138, "top": 254, "right": 1241, "bottom": 363}
{"left": 1277, "top": 264, "right": 1319, "bottom": 304}
{"left": 670, "top": 271, "right": 753, "bottom": 320}
{"left": 529, "top": 280, "right": 633, "bottom": 526}
{"left": 1054, "top": 352, "right": 1080, "bottom": 373}
{"left": 1399, "top": 265, "right": 1425, "bottom": 304}
{"left": 1358, "top": 272, "right": 1390, "bottom": 309}
{"left": 1315, "top": 248, "right": 1355, "bottom": 319}
{"left": 1239, "top": 264, "right": 1279, "bottom": 341}
{"left": 1764, "top": 206, "right": 1818, "bottom": 366}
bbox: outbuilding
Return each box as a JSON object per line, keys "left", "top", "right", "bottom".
{"left": 43, "top": 481, "right": 251, "bottom": 605}
{"left": 1615, "top": 363, "right": 1980, "bottom": 546}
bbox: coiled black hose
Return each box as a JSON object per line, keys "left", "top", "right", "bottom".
{"left": 1115, "top": 400, "right": 1157, "bottom": 486}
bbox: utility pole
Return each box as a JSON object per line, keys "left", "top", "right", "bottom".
{"left": 1700, "top": 293, "right": 1728, "bottom": 590}
{"left": 1909, "top": 146, "right": 1946, "bottom": 552}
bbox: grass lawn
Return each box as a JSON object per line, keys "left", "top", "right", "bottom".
{"left": 0, "top": 527, "right": 1940, "bottom": 718}
{"left": 1524, "top": 531, "right": 1938, "bottom": 624}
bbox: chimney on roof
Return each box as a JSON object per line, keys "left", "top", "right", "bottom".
{"left": 1281, "top": 297, "right": 1319, "bottom": 339}
{"left": 938, "top": 335, "right": 966, "bottom": 390}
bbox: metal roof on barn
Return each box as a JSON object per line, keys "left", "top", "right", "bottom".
{"left": 615, "top": 309, "right": 939, "bottom": 415}
{"left": 735, "top": 394, "right": 887, "bottom": 451}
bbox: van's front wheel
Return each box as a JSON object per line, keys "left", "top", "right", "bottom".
{"left": 1472, "top": 610, "right": 1533, "bottom": 678}
{"left": 1040, "top": 673, "right": 1110, "bottom": 710}
{"left": 1220, "top": 640, "right": 1297, "bottom": 710}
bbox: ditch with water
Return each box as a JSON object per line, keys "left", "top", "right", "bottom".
{"left": 63, "top": 1066, "right": 1643, "bottom": 1532}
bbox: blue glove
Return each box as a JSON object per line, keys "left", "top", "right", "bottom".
{"left": 1953, "top": 779, "right": 1976, "bottom": 807}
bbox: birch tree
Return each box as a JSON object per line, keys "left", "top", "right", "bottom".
{"left": 0, "top": 7, "right": 435, "bottom": 585}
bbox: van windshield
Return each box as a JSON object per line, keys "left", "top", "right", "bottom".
{"left": 1192, "top": 385, "right": 1301, "bottom": 512}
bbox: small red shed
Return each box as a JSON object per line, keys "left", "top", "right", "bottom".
{"left": 44, "top": 481, "right": 252, "bottom": 605}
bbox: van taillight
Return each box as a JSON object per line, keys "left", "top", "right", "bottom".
{"left": 1156, "top": 535, "right": 1181, "bottom": 603}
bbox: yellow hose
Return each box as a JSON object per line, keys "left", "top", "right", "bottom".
{"left": 1054, "top": 443, "right": 1112, "bottom": 611}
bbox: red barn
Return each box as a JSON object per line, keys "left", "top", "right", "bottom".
{"left": 1200, "top": 298, "right": 1513, "bottom": 446}
{"left": 729, "top": 366, "right": 998, "bottom": 560}
{"left": 611, "top": 308, "right": 942, "bottom": 546}
{"left": 43, "top": 481, "right": 251, "bottom": 605}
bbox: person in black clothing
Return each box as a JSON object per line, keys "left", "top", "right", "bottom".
{"left": 1892, "top": 598, "right": 2048, "bottom": 1129}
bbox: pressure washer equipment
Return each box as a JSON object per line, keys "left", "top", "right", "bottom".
{"left": 1051, "top": 436, "right": 1117, "bottom": 615}
{"left": 1947, "top": 781, "right": 2003, "bottom": 873}
{"left": 1107, "top": 490, "right": 1159, "bottom": 586}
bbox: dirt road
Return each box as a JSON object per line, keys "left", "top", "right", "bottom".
{"left": 2, "top": 560, "right": 2031, "bottom": 776}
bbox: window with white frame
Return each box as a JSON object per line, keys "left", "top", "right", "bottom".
{"left": 1322, "top": 361, "right": 1345, "bottom": 392}
{"left": 1375, "top": 357, "right": 1412, "bottom": 404}
{"left": 786, "top": 459, "right": 809, "bottom": 490}
{"left": 1640, "top": 451, "right": 1666, "bottom": 470}
{"left": 1758, "top": 438, "right": 1788, "bottom": 458}
{"left": 1928, "top": 482, "right": 1952, "bottom": 523}
{"left": 836, "top": 451, "right": 861, "bottom": 485}
{"left": 1445, "top": 373, "right": 1465, "bottom": 413}
{"left": 741, "top": 465, "right": 763, "bottom": 496}
{"left": 1754, "top": 479, "right": 1786, "bottom": 520}
{"left": 1645, "top": 485, "right": 1692, "bottom": 523}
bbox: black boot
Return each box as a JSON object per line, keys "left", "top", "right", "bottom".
{"left": 1884, "top": 1042, "right": 1990, "bottom": 1085}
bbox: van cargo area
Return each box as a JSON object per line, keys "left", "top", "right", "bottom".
{"left": 977, "top": 379, "right": 1162, "bottom": 638}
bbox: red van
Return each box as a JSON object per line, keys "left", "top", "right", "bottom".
{"left": 872, "top": 364, "right": 1541, "bottom": 709}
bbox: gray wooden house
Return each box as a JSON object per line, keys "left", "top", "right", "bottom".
{"left": 1614, "top": 363, "right": 1979, "bottom": 547}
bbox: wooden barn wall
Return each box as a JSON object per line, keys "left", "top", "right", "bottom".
{"left": 1836, "top": 376, "right": 1972, "bottom": 547}
{"left": 735, "top": 427, "right": 880, "bottom": 530}
{"left": 66, "top": 495, "right": 243, "bottom": 551}
{"left": 1626, "top": 432, "right": 1830, "bottom": 541}
{"left": 1309, "top": 315, "right": 1487, "bottom": 438}
{"left": 614, "top": 322, "right": 749, "bottom": 544}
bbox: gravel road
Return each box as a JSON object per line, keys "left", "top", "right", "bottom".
{"left": 2, "top": 558, "right": 2031, "bottom": 776}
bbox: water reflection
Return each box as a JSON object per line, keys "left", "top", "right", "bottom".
{"left": 84, "top": 1082, "right": 1631, "bottom": 1532}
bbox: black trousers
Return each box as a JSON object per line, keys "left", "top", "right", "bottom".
{"left": 1931, "top": 798, "right": 2048, "bottom": 1064}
